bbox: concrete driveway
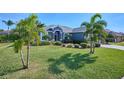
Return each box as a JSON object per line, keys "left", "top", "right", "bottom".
{"left": 101, "top": 45, "right": 124, "bottom": 51}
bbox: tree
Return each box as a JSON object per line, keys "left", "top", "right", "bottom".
{"left": 2, "top": 20, "right": 14, "bottom": 41}
{"left": 81, "top": 13, "right": 107, "bottom": 54}
{"left": 13, "top": 19, "right": 27, "bottom": 68}
{"left": 13, "top": 14, "right": 45, "bottom": 69}
{"left": 2, "top": 20, "right": 14, "bottom": 30}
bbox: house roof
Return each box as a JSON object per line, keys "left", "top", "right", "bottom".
{"left": 0, "top": 30, "right": 10, "bottom": 35}
{"left": 105, "top": 29, "right": 124, "bottom": 37}
{"left": 72, "top": 27, "right": 86, "bottom": 33}
{"left": 45, "top": 25, "right": 85, "bottom": 33}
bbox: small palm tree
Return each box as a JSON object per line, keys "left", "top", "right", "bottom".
{"left": 13, "top": 14, "right": 45, "bottom": 69}
{"left": 81, "top": 13, "right": 107, "bottom": 54}
{"left": 13, "top": 19, "right": 27, "bottom": 68}
{"left": 13, "top": 39, "right": 26, "bottom": 68}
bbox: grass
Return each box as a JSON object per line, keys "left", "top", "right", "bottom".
{"left": 0, "top": 43, "right": 124, "bottom": 79}
{"left": 0, "top": 43, "right": 11, "bottom": 47}
{"left": 110, "top": 42, "right": 124, "bottom": 46}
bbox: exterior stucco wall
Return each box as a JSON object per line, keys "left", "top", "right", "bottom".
{"left": 71, "top": 32, "right": 84, "bottom": 41}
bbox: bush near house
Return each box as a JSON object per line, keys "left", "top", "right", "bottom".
{"left": 0, "top": 33, "right": 19, "bottom": 43}
{"left": 95, "top": 43, "right": 101, "bottom": 47}
{"left": 62, "top": 39, "right": 73, "bottom": 43}
{"left": 74, "top": 44, "right": 81, "bottom": 48}
{"left": 42, "top": 35, "right": 50, "bottom": 40}
{"left": 80, "top": 43, "right": 88, "bottom": 48}
{"left": 66, "top": 44, "right": 73, "bottom": 48}
{"left": 0, "top": 35, "right": 8, "bottom": 43}
{"left": 52, "top": 41, "right": 62, "bottom": 46}
{"left": 40, "top": 41, "right": 51, "bottom": 46}
{"left": 72, "top": 40, "right": 82, "bottom": 44}
{"left": 61, "top": 44, "right": 66, "bottom": 47}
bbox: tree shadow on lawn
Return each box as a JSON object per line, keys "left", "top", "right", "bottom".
{"left": 48, "top": 53, "right": 98, "bottom": 74}
{"left": 0, "top": 67, "right": 25, "bottom": 76}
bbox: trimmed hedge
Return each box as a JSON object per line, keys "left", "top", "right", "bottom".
{"left": 66, "top": 44, "right": 73, "bottom": 48}
{"left": 80, "top": 43, "right": 88, "bottom": 48}
{"left": 72, "top": 40, "right": 82, "bottom": 44}
{"left": 61, "top": 44, "right": 66, "bottom": 47}
{"left": 41, "top": 41, "right": 51, "bottom": 46}
{"left": 95, "top": 43, "right": 101, "bottom": 47}
{"left": 74, "top": 44, "right": 80, "bottom": 48}
{"left": 53, "top": 41, "right": 62, "bottom": 46}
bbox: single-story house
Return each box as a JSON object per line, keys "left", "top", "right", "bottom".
{"left": 40, "top": 26, "right": 124, "bottom": 43}
{"left": 105, "top": 29, "right": 124, "bottom": 42}
{"left": 40, "top": 25, "right": 86, "bottom": 41}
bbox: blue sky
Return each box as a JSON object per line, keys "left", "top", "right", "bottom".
{"left": 0, "top": 13, "right": 124, "bottom": 32}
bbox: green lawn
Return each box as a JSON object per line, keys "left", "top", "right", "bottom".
{"left": 0, "top": 43, "right": 11, "bottom": 47}
{"left": 110, "top": 42, "right": 124, "bottom": 46}
{"left": 0, "top": 43, "right": 124, "bottom": 79}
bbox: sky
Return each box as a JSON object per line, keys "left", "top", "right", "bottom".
{"left": 0, "top": 13, "right": 124, "bottom": 33}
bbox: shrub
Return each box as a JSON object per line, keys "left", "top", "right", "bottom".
{"left": 82, "top": 39, "right": 88, "bottom": 43}
{"left": 53, "top": 41, "right": 62, "bottom": 46}
{"left": 31, "top": 43, "right": 37, "bottom": 46}
{"left": 87, "top": 44, "right": 90, "bottom": 48}
{"left": 72, "top": 40, "right": 82, "bottom": 44}
{"left": 61, "top": 44, "right": 66, "bottom": 47}
{"left": 74, "top": 44, "right": 81, "bottom": 48}
{"left": 62, "top": 39, "right": 72, "bottom": 43}
{"left": 80, "top": 43, "right": 88, "bottom": 48}
{"left": 0, "top": 35, "right": 8, "bottom": 43}
{"left": 42, "top": 35, "right": 50, "bottom": 40}
{"left": 95, "top": 43, "right": 101, "bottom": 47}
{"left": 41, "top": 41, "right": 51, "bottom": 46}
{"left": 66, "top": 44, "right": 73, "bottom": 48}
{"left": 50, "top": 41, "right": 55, "bottom": 45}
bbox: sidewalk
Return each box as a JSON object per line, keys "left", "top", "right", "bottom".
{"left": 101, "top": 45, "right": 124, "bottom": 51}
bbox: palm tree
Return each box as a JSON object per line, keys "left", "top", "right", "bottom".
{"left": 81, "top": 13, "right": 107, "bottom": 54}
{"left": 2, "top": 20, "right": 14, "bottom": 30}
{"left": 13, "top": 19, "right": 27, "bottom": 68}
{"left": 13, "top": 39, "right": 26, "bottom": 68}
{"left": 24, "top": 14, "right": 44, "bottom": 68}
{"left": 13, "top": 14, "right": 45, "bottom": 69}
{"left": 2, "top": 20, "right": 14, "bottom": 41}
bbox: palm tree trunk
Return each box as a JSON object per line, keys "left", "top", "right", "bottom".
{"left": 7, "top": 26, "right": 9, "bottom": 42}
{"left": 26, "top": 42, "right": 30, "bottom": 68}
{"left": 20, "top": 49, "right": 26, "bottom": 68}
{"left": 90, "top": 40, "right": 93, "bottom": 54}
{"left": 90, "top": 34, "right": 93, "bottom": 54}
{"left": 92, "top": 42, "right": 95, "bottom": 54}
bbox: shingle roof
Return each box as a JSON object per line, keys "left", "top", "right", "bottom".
{"left": 105, "top": 29, "right": 124, "bottom": 36}
{"left": 72, "top": 27, "right": 86, "bottom": 33}
{"left": 0, "top": 30, "right": 10, "bottom": 35}
{"left": 45, "top": 25, "right": 85, "bottom": 33}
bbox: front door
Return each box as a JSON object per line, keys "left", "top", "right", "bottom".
{"left": 55, "top": 31, "right": 60, "bottom": 41}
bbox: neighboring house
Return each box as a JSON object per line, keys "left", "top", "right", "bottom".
{"left": 40, "top": 25, "right": 86, "bottom": 41}
{"left": 0, "top": 30, "right": 10, "bottom": 35}
{"left": 105, "top": 29, "right": 124, "bottom": 42}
